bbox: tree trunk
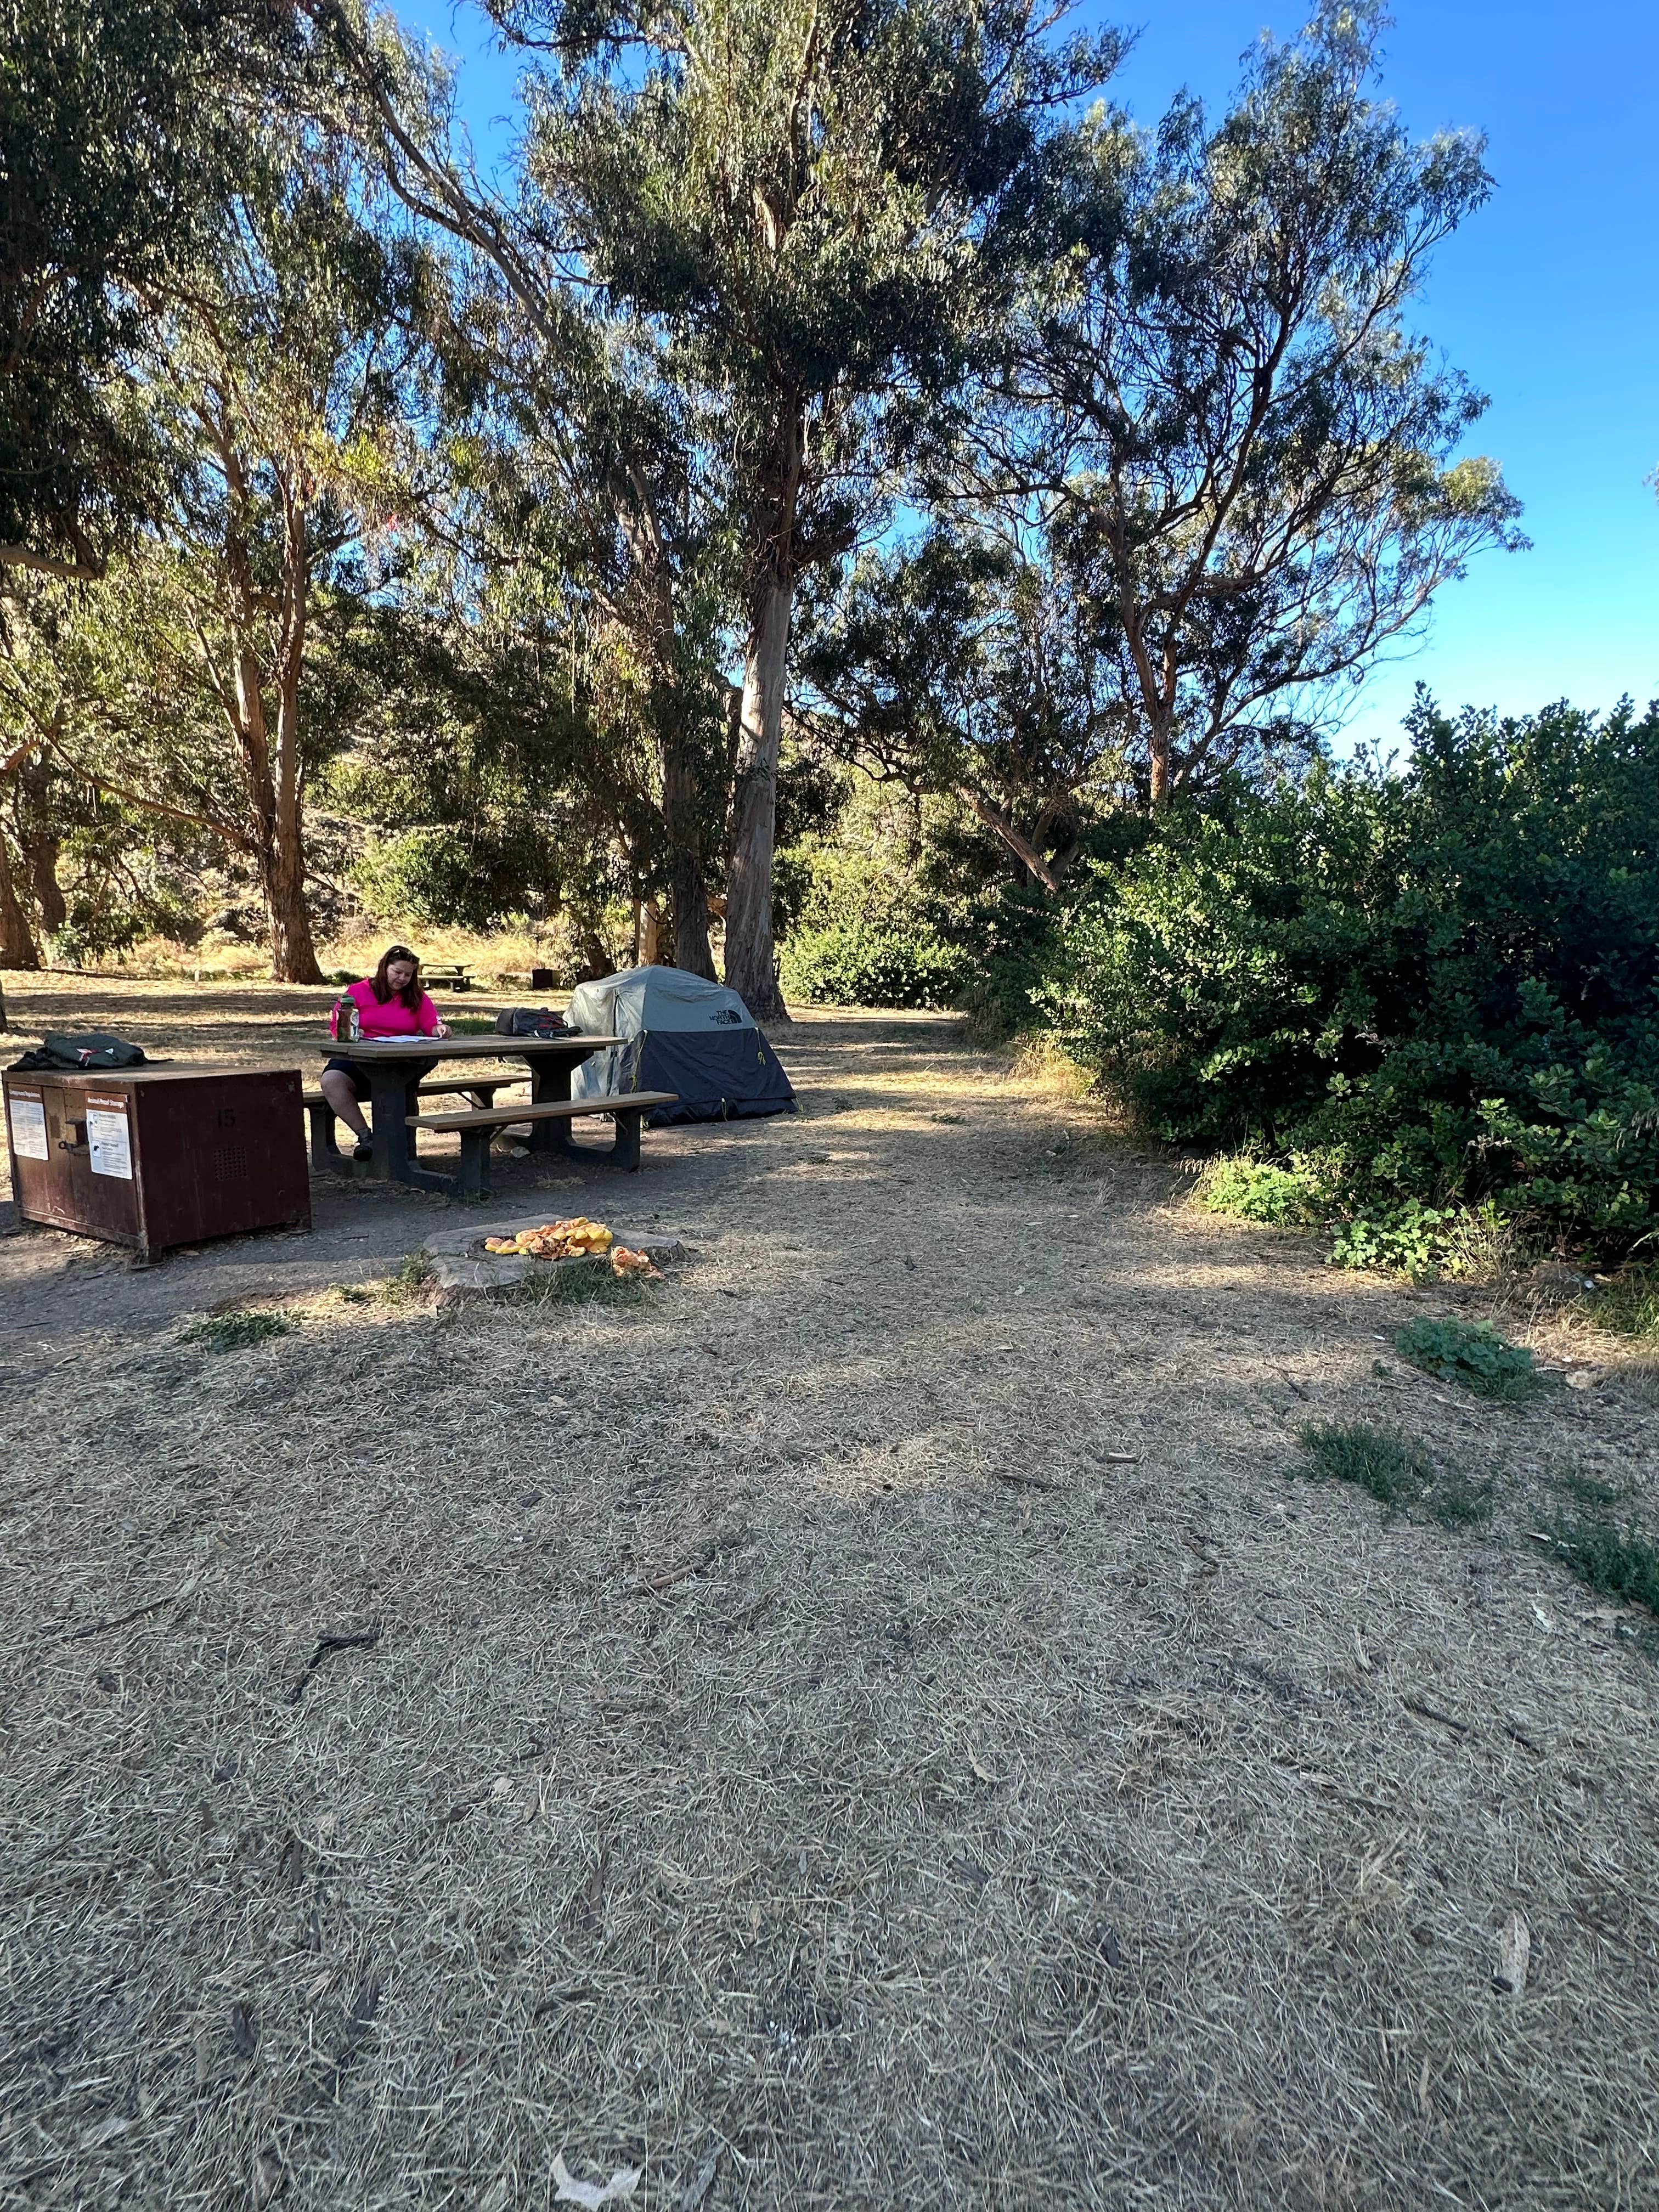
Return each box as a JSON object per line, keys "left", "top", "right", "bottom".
{"left": 1147, "top": 710, "right": 1176, "bottom": 808}
{"left": 265, "top": 482, "right": 324, "bottom": 984}
{"left": 579, "top": 928, "right": 613, "bottom": 981}
{"left": 724, "top": 574, "right": 792, "bottom": 1022}
{"left": 660, "top": 706, "right": 716, "bottom": 979}
{"left": 618, "top": 481, "right": 715, "bottom": 981}
{"left": 20, "top": 763, "right": 66, "bottom": 934}
{"left": 0, "top": 828, "right": 42, "bottom": 968}
{"left": 25, "top": 834, "right": 65, "bottom": 935}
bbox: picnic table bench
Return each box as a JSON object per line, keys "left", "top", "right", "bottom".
{"left": 302, "top": 1073, "right": 525, "bottom": 1170}
{"left": 420, "top": 962, "right": 476, "bottom": 991}
{"left": 410, "top": 1091, "right": 678, "bottom": 1194}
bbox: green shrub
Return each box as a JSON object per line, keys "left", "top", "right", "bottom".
{"left": 1392, "top": 1315, "right": 1556, "bottom": 1401}
{"left": 1329, "top": 1200, "right": 1465, "bottom": 1280}
{"left": 1201, "top": 1156, "right": 1522, "bottom": 1281}
{"left": 1036, "top": 698, "right": 1659, "bottom": 1258}
{"left": 780, "top": 918, "right": 969, "bottom": 1010}
{"left": 1200, "top": 1155, "right": 1328, "bottom": 1228}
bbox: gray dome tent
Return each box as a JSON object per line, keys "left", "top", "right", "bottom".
{"left": 568, "top": 967, "right": 795, "bottom": 1124}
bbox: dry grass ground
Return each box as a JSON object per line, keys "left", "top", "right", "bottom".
{"left": 2, "top": 978, "right": 1657, "bottom": 2211}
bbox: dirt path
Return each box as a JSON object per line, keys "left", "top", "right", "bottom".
{"left": 2, "top": 980, "right": 1656, "bottom": 2209}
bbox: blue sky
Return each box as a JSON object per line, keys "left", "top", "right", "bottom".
{"left": 412, "top": 0, "right": 1659, "bottom": 751}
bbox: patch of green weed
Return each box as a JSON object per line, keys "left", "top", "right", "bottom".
{"left": 516, "top": 1260, "right": 647, "bottom": 1312}
{"left": 1393, "top": 1315, "right": 1556, "bottom": 1401}
{"left": 1295, "top": 1420, "right": 1433, "bottom": 1517}
{"left": 370, "top": 1251, "right": 434, "bottom": 1305}
{"left": 1425, "top": 1467, "right": 1496, "bottom": 1527}
{"left": 1587, "top": 1268, "right": 1659, "bottom": 1346}
{"left": 1547, "top": 1517, "right": 1659, "bottom": 1616}
{"left": 1551, "top": 1464, "right": 1625, "bottom": 1509}
{"left": 1296, "top": 1417, "right": 1493, "bottom": 1527}
{"left": 182, "top": 1309, "right": 296, "bottom": 1353}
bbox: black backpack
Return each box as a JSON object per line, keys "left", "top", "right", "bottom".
{"left": 10, "top": 1032, "right": 148, "bottom": 1071}
{"left": 494, "top": 1007, "right": 568, "bottom": 1037}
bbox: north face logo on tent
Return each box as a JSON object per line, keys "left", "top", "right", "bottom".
{"left": 710, "top": 1008, "right": 743, "bottom": 1024}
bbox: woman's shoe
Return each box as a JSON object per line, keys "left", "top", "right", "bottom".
{"left": 353, "top": 1140, "right": 374, "bottom": 1161}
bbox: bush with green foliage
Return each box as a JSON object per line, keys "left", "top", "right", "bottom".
{"left": 1037, "top": 697, "right": 1659, "bottom": 1258}
{"left": 777, "top": 801, "right": 977, "bottom": 1010}
{"left": 1392, "top": 1315, "right": 1555, "bottom": 1401}
{"left": 780, "top": 917, "right": 968, "bottom": 1009}
{"left": 1199, "top": 1155, "right": 1331, "bottom": 1228}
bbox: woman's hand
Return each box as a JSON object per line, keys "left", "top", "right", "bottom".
{"left": 433, "top": 1018, "right": 450, "bottom": 1039}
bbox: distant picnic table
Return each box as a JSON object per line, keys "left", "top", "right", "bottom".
{"left": 420, "top": 962, "right": 476, "bottom": 991}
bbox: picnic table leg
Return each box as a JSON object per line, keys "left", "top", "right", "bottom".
{"left": 458, "top": 1128, "right": 491, "bottom": 1198}
{"left": 527, "top": 1054, "right": 580, "bottom": 1155}
{"left": 365, "top": 1068, "right": 454, "bottom": 1192}
{"left": 608, "top": 1107, "right": 644, "bottom": 1170}
{"left": 366, "top": 1066, "right": 408, "bottom": 1182}
{"left": 307, "top": 1097, "right": 342, "bottom": 1171}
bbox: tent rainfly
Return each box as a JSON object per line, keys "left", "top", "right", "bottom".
{"left": 568, "top": 967, "right": 796, "bottom": 1125}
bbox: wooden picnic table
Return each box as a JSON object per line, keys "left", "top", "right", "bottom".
{"left": 317, "top": 1033, "right": 617, "bottom": 1190}
{"left": 420, "top": 962, "right": 475, "bottom": 991}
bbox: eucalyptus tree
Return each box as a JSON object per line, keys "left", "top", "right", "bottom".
{"left": 0, "top": 122, "right": 435, "bottom": 980}
{"left": 0, "top": 0, "right": 292, "bottom": 579}
{"left": 310, "top": 0, "right": 1114, "bottom": 1012}
{"left": 321, "top": 525, "right": 696, "bottom": 968}
{"left": 531, "top": 0, "right": 1119, "bottom": 1016}
{"left": 964, "top": 1, "right": 1526, "bottom": 806}
{"left": 798, "top": 523, "right": 1127, "bottom": 891}
{"left": 304, "top": 0, "right": 732, "bottom": 976}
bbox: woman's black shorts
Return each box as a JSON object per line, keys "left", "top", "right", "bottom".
{"left": 324, "top": 1054, "right": 438, "bottom": 1099}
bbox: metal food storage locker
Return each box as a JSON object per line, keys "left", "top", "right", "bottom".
{"left": 3, "top": 1065, "right": 311, "bottom": 1257}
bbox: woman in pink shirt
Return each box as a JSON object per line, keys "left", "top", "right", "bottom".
{"left": 320, "top": 944, "right": 449, "bottom": 1159}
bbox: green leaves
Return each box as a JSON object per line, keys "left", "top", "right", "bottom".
{"left": 1392, "top": 1317, "right": 1556, "bottom": 1402}
{"left": 1036, "top": 697, "right": 1659, "bottom": 1261}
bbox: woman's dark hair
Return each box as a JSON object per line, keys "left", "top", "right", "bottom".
{"left": 370, "top": 944, "right": 424, "bottom": 1013}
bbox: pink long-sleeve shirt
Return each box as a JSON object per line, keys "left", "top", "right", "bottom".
{"left": 338, "top": 978, "right": 442, "bottom": 1039}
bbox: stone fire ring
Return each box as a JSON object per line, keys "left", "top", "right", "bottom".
{"left": 423, "top": 1214, "right": 688, "bottom": 1296}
